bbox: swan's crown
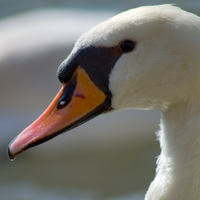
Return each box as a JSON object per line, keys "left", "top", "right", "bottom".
{"left": 71, "top": 5, "right": 200, "bottom": 111}
{"left": 76, "top": 5, "right": 200, "bottom": 48}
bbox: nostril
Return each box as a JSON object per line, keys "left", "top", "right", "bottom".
{"left": 57, "top": 73, "right": 77, "bottom": 109}
{"left": 57, "top": 99, "right": 70, "bottom": 109}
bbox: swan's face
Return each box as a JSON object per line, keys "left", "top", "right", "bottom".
{"left": 71, "top": 5, "right": 200, "bottom": 111}
{"left": 8, "top": 5, "right": 200, "bottom": 159}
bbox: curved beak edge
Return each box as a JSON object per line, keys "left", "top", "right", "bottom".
{"left": 7, "top": 67, "right": 111, "bottom": 161}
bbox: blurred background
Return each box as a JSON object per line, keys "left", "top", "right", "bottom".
{"left": 0, "top": 0, "right": 199, "bottom": 199}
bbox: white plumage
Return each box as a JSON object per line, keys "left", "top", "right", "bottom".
{"left": 76, "top": 5, "right": 200, "bottom": 199}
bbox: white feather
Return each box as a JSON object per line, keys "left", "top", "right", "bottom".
{"left": 72, "top": 4, "right": 200, "bottom": 199}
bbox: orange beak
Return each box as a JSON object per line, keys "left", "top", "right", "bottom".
{"left": 7, "top": 66, "right": 111, "bottom": 160}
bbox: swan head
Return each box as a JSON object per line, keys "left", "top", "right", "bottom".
{"left": 7, "top": 4, "right": 200, "bottom": 159}
{"left": 59, "top": 4, "right": 200, "bottom": 111}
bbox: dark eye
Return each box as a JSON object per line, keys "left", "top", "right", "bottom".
{"left": 120, "top": 40, "right": 135, "bottom": 53}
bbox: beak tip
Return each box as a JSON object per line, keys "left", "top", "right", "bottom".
{"left": 7, "top": 135, "right": 20, "bottom": 161}
{"left": 7, "top": 146, "right": 17, "bottom": 161}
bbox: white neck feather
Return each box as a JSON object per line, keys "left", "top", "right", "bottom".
{"left": 145, "top": 103, "right": 200, "bottom": 200}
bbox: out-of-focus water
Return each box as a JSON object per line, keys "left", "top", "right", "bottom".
{"left": 1, "top": 0, "right": 200, "bottom": 18}
{"left": 1, "top": 0, "right": 200, "bottom": 199}
{"left": 1, "top": 142, "right": 159, "bottom": 200}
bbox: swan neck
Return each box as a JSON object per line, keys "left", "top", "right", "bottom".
{"left": 146, "top": 104, "right": 200, "bottom": 200}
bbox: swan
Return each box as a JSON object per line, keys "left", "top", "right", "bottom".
{"left": 7, "top": 4, "right": 200, "bottom": 199}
